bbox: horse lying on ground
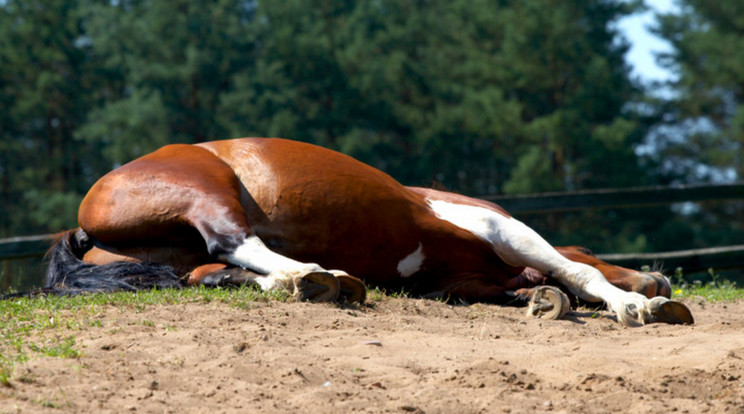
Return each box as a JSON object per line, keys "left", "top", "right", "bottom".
{"left": 43, "top": 138, "right": 693, "bottom": 326}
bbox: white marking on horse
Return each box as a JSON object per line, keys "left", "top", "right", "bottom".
{"left": 223, "top": 235, "right": 325, "bottom": 290}
{"left": 397, "top": 243, "right": 425, "bottom": 277}
{"left": 426, "top": 198, "right": 654, "bottom": 326}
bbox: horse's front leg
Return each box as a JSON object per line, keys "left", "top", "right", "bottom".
{"left": 427, "top": 199, "right": 693, "bottom": 326}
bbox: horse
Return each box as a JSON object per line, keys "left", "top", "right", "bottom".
{"left": 43, "top": 138, "right": 693, "bottom": 326}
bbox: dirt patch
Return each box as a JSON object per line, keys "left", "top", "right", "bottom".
{"left": 2, "top": 297, "right": 744, "bottom": 413}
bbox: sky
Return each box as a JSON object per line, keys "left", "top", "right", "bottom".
{"left": 617, "top": 0, "right": 679, "bottom": 82}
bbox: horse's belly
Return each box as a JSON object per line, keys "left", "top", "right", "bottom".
{"left": 251, "top": 199, "right": 426, "bottom": 283}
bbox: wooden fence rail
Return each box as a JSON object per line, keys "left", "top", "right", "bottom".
{"left": 596, "top": 245, "right": 744, "bottom": 275}
{"left": 0, "top": 235, "right": 53, "bottom": 260}
{"left": 485, "top": 182, "right": 744, "bottom": 214}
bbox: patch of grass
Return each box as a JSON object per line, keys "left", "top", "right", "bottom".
{"left": 367, "top": 286, "right": 409, "bottom": 301}
{"left": 28, "top": 336, "right": 80, "bottom": 359}
{"left": 0, "top": 361, "right": 13, "bottom": 387}
{"left": 367, "top": 287, "right": 386, "bottom": 302}
{"left": 671, "top": 268, "right": 744, "bottom": 302}
{"left": 34, "top": 390, "right": 70, "bottom": 409}
{"left": 673, "top": 280, "right": 744, "bottom": 302}
{"left": 139, "top": 319, "right": 155, "bottom": 327}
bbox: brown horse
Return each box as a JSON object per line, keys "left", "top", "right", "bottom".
{"left": 45, "top": 138, "right": 692, "bottom": 325}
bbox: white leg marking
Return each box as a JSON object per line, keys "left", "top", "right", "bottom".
{"left": 397, "top": 243, "right": 425, "bottom": 277}
{"left": 427, "top": 199, "right": 655, "bottom": 326}
{"left": 253, "top": 273, "right": 289, "bottom": 291}
{"left": 222, "top": 235, "right": 325, "bottom": 291}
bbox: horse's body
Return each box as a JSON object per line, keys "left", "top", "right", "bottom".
{"left": 46, "top": 138, "right": 692, "bottom": 325}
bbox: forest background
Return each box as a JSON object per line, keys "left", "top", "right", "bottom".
{"left": 1, "top": 0, "right": 742, "bottom": 289}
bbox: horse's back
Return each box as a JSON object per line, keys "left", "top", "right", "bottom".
{"left": 197, "top": 138, "right": 422, "bottom": 218}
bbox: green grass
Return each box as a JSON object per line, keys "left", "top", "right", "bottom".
{"left": 28, "top": 336, "right": 80, "bottom": 359}
{"left": 367, "top": 286, "right": 409, "bottom": 301}
{"left": 0, "top": 362, "right": 12, "bottom": 387}
{"left": 672, "top": 279, "right": 744, "bottom": 302}
{"left": 671, "top": 268, "right": 744, "bottom": 302}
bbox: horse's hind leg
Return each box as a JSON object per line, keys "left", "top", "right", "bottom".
{"left": 78, "top": 144, "right": 351, "bottom": 301}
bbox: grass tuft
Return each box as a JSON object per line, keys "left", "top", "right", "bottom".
{"left": 28, "top": 336, "right": 80, "bottom": 359}
{"left": 0, "top": 361, "right": 13, "bottom": 387}
{"left": 671, "top": 268, "right": 744, "bottom": 302}
{"left": 367, "top": 287, "right": 409, "bottom": 301}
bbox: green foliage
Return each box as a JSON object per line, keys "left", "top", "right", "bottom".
{"left": 0, "top": 0, "right": 103, "bottom": 236}
{"left": 76, "top": 0, "right": 258, "bottom": 152}
{"left": 213, "top": 0, "right": 650, "bottom": 197}
{"left": 75, "top": 90, "right": 170, "bottom": 165}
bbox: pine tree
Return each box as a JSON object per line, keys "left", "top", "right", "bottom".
{"left": 649, "top": 1, "right": 744, "bottom": 251}
{"left": 219, "top": 0, "right": 650, "bottom": 199}
{"left": 654, "top": 1, "right": 744, "bottom": 181}
{"left": 0, "top": 0, "right": 104, "bottom": 234}
{"left": 75, "top": 0, "right": 257, "bottom": 164}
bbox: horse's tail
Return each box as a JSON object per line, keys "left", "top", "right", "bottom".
{"left": 39, "top": 228, "right": 183, "bottom": 295}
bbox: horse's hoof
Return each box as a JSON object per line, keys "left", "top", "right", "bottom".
{"left": 645, "top": 297, "right": 694, "bottom": 325}
{"left": 336, "top": 274, "right": 367, "bottom": 304}
{"left": 526, "top": 286, "right": 570, "bottom": 320}
{"left": 295, "top": 272, "right": 340, "bottom": 302}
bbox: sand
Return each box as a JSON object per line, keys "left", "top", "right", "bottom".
{"left": 2, "top": 297, "right": 744, "bottom": 413}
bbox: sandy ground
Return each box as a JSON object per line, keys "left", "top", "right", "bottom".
{"left": 2, "top": 296, "right": 744, "bottom": 414}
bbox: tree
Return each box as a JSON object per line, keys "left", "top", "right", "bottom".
{"left": 654, "top": 1, "right": 744, "bottom": 180}
{"left": 219, "top": 0, "right": 650, "bottom": 196}
{"left": 650, "top": 1, "right": 744, "bottom": 250}
{"left": 0, "top": 0, "right": 105, "bottom": 235}
{"left": 75, "top": 0, "right": 258, "bottom": 165}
